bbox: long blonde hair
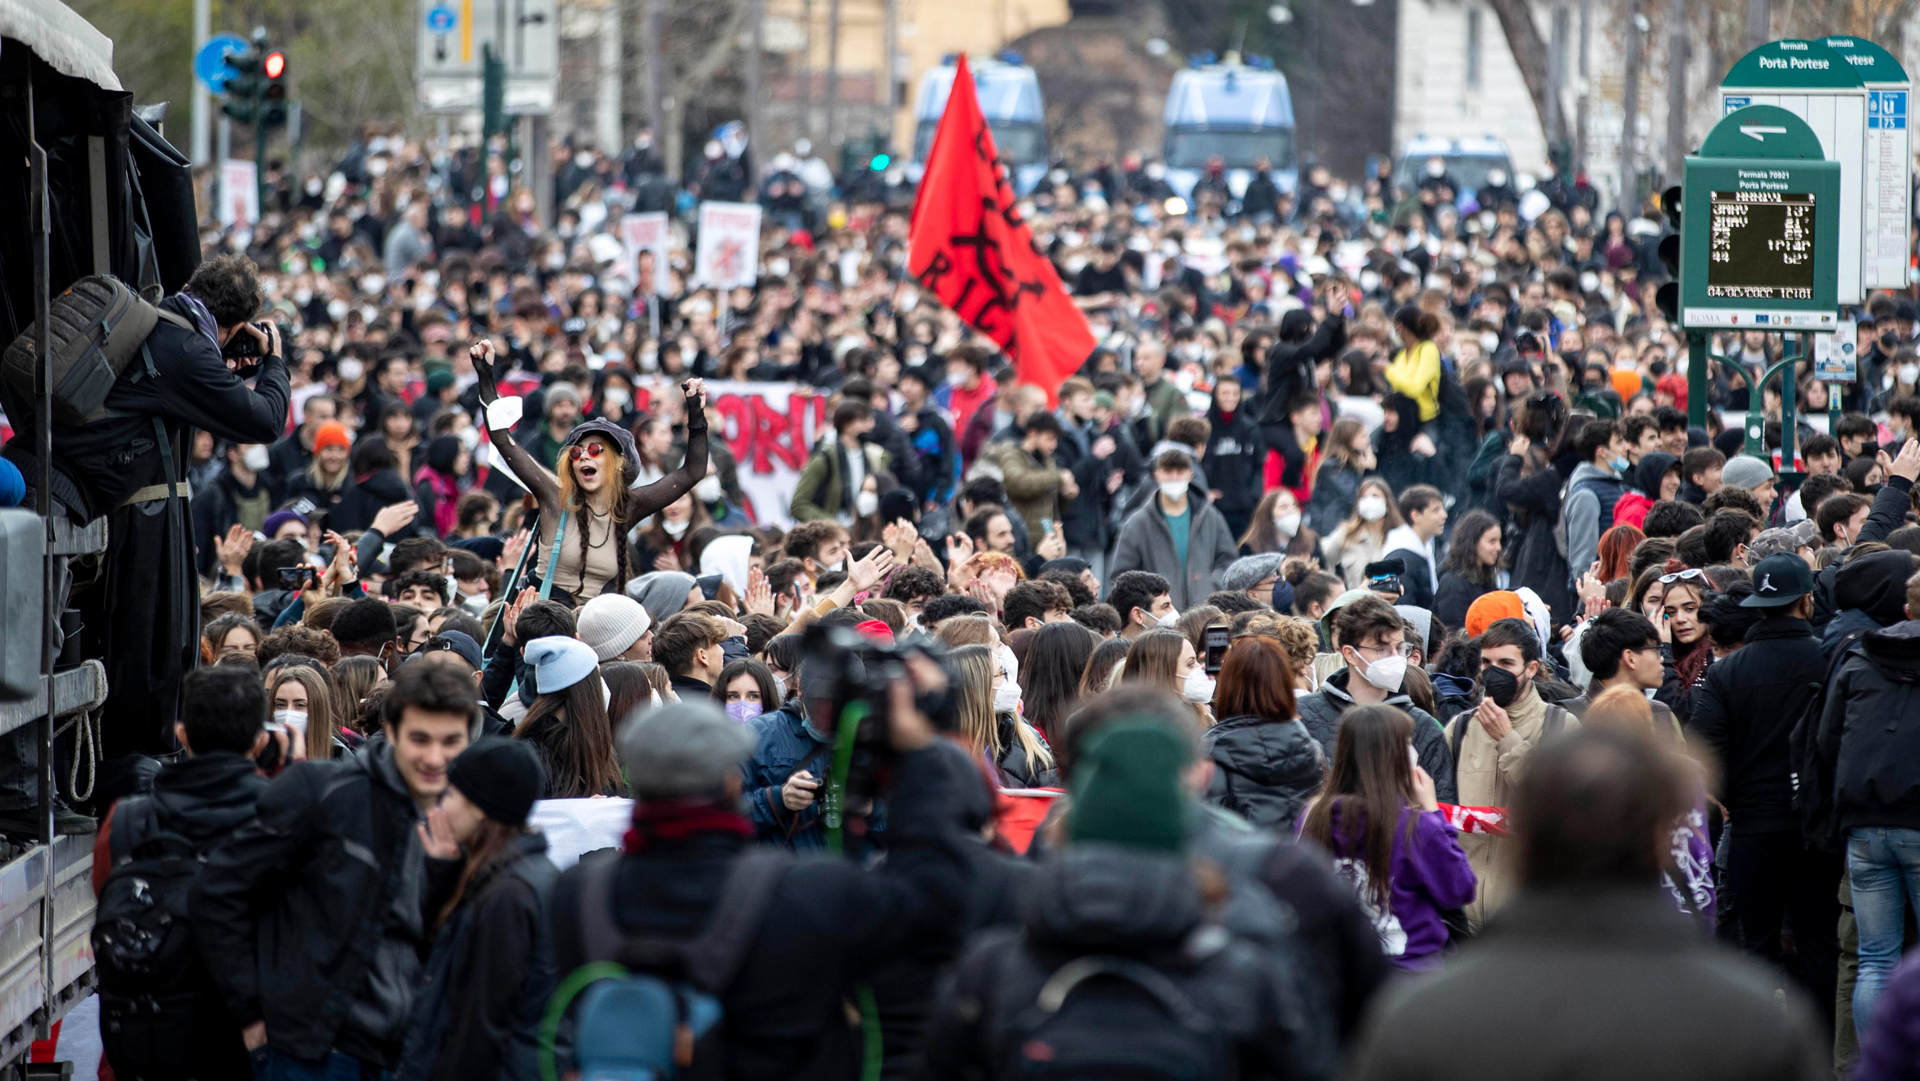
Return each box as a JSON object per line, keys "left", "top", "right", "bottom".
{"left": 950, "top": 644, "right": 1053, "bottom": 779}
{"left": 270, "top": 666, "right": 337, "bottom": 761}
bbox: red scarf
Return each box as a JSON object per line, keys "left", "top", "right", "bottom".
{"left": 412, "top": 465, "right": 463, "bottom": 537}
{"left": 622, "top": 798, "right": 754, "bottom": 852}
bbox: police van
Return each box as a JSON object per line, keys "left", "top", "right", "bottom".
{"left": 905, "top": 53, "right": 1049, "bottom": 194}
{"left": 1161, "top": 53, "right": 1299, "bottom": 203}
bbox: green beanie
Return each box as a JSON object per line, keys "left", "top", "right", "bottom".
{"left": 1067, "top": 720, "right": 1192, "bottom": 853}
{"left": 426, "top": 368, "right": 456, "bottom": 396}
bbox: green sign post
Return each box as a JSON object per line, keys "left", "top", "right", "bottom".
{"left": 1682, "top": 106, "right": 1842, "bottom": 477}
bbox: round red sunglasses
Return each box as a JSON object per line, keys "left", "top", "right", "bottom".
{"left": 567, "top": 442, "right": 607, "bottom": 462}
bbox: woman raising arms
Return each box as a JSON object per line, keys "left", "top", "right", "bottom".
{"left": 471, "top": 338, "right": 709, "bottom": 604}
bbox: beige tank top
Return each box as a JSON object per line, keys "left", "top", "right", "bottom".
{"left": 538, "top": 507, "right": 619, "bottom": 600}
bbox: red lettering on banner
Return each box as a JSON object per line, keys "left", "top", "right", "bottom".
{"left": 710, "top": 390, "right": 825, "bottom": 472}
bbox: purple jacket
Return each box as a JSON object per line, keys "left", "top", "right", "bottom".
{"left": 1305, "top": 804, "right": 1478, "bottom": 971}
{"left": 1856, "top": 950, "right": 1920, "bottom": 1081}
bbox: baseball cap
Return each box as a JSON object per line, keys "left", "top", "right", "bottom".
{"left": 1741, "top": 553, "right": 1815, "bottom": 608}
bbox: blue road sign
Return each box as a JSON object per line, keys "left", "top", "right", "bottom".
{"left": 426, "top": 5, "right": 457, "bottom": 34}
{"left": 194, "top": 33, "right": 250, "bottom": 93}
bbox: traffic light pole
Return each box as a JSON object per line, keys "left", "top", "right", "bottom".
{"left": 1686, "top": 330, "right": 1707, "bottom": 430}
{"left": 255, "top": 72, "right": 268, "bottom": 214}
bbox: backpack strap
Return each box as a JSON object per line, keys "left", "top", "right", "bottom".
{"left": 576, "top": 850, "right": 625, "bottom": 966}
{"left": 1541, "top": 705, "right": 1571, "bottom": 740}
{"left": 1448, "top": 713, "right": 1467, "bottom": 765}
{"left": 1034, "top": 956, "right": 1213, "bottom": 1033}
{"left": 679, "top": 850, "right": 792, "bottom": 992}
{"left": 107, "top": 796, "right": 156, "bottom": 866}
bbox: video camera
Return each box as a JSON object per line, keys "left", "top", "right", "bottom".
{"left": 799, "top": 623, "right": 959, "bottom": 817}
{"left": 1364, "top": 558, "right": 1405, "bottom": 598}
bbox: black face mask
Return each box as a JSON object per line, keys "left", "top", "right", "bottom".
{"left": 1883, "top": 333, "right": 1900, "bottom": 350}
{"left": 1481, "top": 664, "right": 1522, "bottom": 707}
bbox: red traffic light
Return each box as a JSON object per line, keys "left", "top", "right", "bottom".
{"left": 263, "top": 51, "right": 285, "bottom": 79}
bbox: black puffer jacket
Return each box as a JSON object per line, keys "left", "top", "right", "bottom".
{"left": 1819, "top": 621, "right": 1920, "bottom": 833}
{"left": 1296, "top": 669, "right": 1458, "bottom": 804}
{"left": 193, "top": 739, "right": 454, "bottom": 1064}
{"left": 1204, "top": 715, "right": 1325, "bottom": 834}
{"left": 919, "top": 845, "right": 1333, "bottom": 1081}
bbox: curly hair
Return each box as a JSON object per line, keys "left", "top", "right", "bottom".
{"left": 184, "top": 253, "right": 265, "bottom": 328}
{"left": 256, "top": 623, "right": 341, "bottom": 668}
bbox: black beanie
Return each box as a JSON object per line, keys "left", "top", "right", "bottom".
{"left": 448, "top": 737, "right": 545, "bottom": 826}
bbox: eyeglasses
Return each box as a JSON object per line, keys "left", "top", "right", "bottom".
{"left": 1353, "top": 641, "right": 1416, "bottom": 659}
{"left": 1658, "top": 568, "right": 1706, "bottom": 585}
{"left": 567, "top": 442, "right": 607, "bottom": 462}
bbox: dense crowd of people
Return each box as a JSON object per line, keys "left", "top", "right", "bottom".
{"left": 14, "top": 124, "right": 1920, "bottom": 1079}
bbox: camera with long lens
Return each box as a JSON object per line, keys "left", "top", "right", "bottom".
{"left": 799, "top": 624, "right": 959, "bottom": 819}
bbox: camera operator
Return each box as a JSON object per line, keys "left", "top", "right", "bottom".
{"left": 551, "top": 662, "right": 974, "bottom": 1081}
{"left": 0, "top": 254, "right": 289, "bottom": 832}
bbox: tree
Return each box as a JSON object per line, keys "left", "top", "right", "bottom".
{"left": 1483, "top": 0, "right": 1571, "bottom": 155}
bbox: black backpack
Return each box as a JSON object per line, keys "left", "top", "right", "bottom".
{"left": 1788, "top": 628, "right": 1870, "bottom": 855}
{"left": 1, "top": 275, "right": 189, "bottom": 425}
{"left": 92, "top": 797, "right": 214, "bottom": 1072}
{"left": 990, "top": 952, "right": 1237, "bottom": 1081}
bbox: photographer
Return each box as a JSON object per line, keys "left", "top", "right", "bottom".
{"left": 0, "top": 254, "right": 289, "bottom": 830}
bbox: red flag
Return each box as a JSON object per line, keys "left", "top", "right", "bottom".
{"left": 908, "top": 55, "right": 1094, "bottom": 402}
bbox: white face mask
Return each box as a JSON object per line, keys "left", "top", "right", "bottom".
{"left": 997, "top": 646, "right": 1021, "bottom": 687}
{"left": 772, "top": 673, "right": 788, "bottom": 698}
{"left": 1181, "top": 668, "right": 1216, "bottom": 704}
{"left": 242, "top": 445, "right": 271, "bottom": 473}
{"left": 1158, "top": 480, "right": 1189, "bottom": 501}
{"left": 992, "top": 679, "right": 1023, "bottom": 714}
{"left": 1357, "top": 494, "right": 1388, "bottom": 522}
{"left": 1275, "top": 510, "right": 1301, "bottom": 537}
{"left": 456, "top": 426, "right": 481, "bottom": 451}
{"left": 694, "top": 475, "right": 723, "bottom": 503}
{"left": 604, "top": 387, "right": 631, "bottom": 407}
{"left": 460, "top": 591, "right": 489, "bottom": 616}
{"left": 337, "top": 356, "right": 365, "bottom": 382}
{"left": 1157, "top": 609, "right": 1180, "bottom": 628}
{"left": 855, "top": 490, "right": 879, "bottom": 517}
{"left": 273, "top": 708, "right": 309, "bottom": 734}
{"left": 662, "top": 517, "right": 690, "bottom": 538}
{"left": 1901, "top": 363, "right": 1918, "bottom": 386}
{"left": 1359, "top": 653, "right": 1408, "bottom": 693}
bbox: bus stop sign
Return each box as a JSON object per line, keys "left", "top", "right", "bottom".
{"left": 1680, "top": 105, "right": 1842, "bottom": 331}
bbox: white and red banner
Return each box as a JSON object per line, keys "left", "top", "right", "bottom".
{"left": 693, "top": 201, "right": 763, "bottom": 290}
{"left": 630, "top": 379, "right": 828, "bottom": 527}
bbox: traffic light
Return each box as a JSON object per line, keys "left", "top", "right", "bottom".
{"left": 1655, "top": 184, "right": 1682, "bottom": 323}
{"left": 220, "top": 46, "right": 264, "bottom": 124}
{"left": 261, "top": 49, "right": 289, "bottom": 129}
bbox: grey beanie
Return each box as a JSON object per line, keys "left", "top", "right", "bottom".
{"left": 1220, "top": 553, "right": 1286, "bottom": 593}
{"left": 625, "top": 570, "right": 699, "bottom": 626}
{"left": 619, "top": 699, "right": 761, "bottom": 801}
{"left": 1721, "top": 455, "right": 1776, "bottom": 492}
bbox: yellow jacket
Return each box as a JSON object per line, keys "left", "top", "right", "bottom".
{"left": 1386, "top": 340, "right": 1441, "bottom": 422}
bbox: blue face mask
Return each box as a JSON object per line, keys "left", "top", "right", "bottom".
{"left": 1611, "top": 455, "right": 1630, "bottom": 473}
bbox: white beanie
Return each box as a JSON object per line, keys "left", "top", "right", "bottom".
{"left": 577, "top": 594, "right": 653, "bottom": 662}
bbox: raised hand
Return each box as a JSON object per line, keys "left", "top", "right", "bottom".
{"left": 470, "top": 339, "right": 500, "bottom": 404}
{"left": 682, "top": 377, "right": 708, "bottom": 411}
{"left": 370, "top": 501, "right": 419, "bottom": 537}
{"left": 745, "top": 567, "right": 776, "bottom": 616}
{"left": 1891, "top": 438, "right": 1920, "bottom": 484}
{"left": 215, "top": 524, "right": 253, "bottom": 578}
{"left": 847, "top": 544, "right": 896, "bottom": 593}
{"left": 501, "top": 586, "right": 536, "bottom": 646}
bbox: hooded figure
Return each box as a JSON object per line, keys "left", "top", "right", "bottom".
{"left": 1824, "top": 550, "right": 1917, "bottom": 659}
{"left": 414, "top": 434, "right": 468, "bottom": 537}
{"left": 698, "top": 534, "right": 754, "bottom": 597}
{"left": 1612, "top": 452, "right": 1678, "bottom": 531}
